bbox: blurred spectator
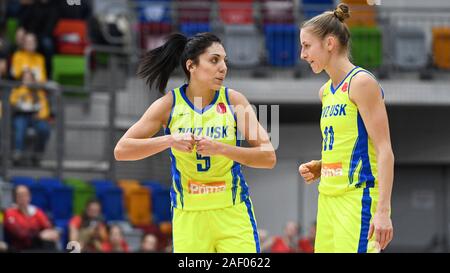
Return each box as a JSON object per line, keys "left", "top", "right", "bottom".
{"left": 139, "top": 233, "right": 158, "bottom": 253}
{"left": 17, "top": 0, "right": 58, "bottom": 79}
{"left": 258, "top": 229, "right": 274, "bottom": 253}
{"left": 14, "top": 27, "right": 26, "bottom": 51}
{"left": 68, "top": 199, "right": 108, "bottom": 252}
{"left": 270, "top": 221, "right": 300, "bottom": 253}
{"left": 0, "top": 22, "right": 11, "bottom": 79}
{"left": 298, "top": 222, "right": 316, "bottom": 253}
{"left": 10, "top": 68, "right": 51, "bottom": 166}
{"left": 101, "top": 224, "right": 129, "bottom": 253}
{"left": 0, "top": 241, "right": 7, "bottom": 252}
{"left": 10, "top": 32, "right": 47, "bottom": 82}
{"left": 3, "top": 185, "right": 59, "bottom": 252}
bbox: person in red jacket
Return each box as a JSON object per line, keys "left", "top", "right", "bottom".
{"left": 270, "top": 221, "right": 300, "bottom": 253}
{"left": 4, "top": 185, "right": 59, "bottom": 252}
{"left": 101, "top": 224, "right": 129, "bottom": 253}
{"left": 299, "top": 222, "right": 316, "bottom": 253}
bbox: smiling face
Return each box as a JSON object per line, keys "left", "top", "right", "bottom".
{"left": 300, "top": 27, "right": 331, "bottom": 74}
{"left": 187, "top": 42, "right": 228, "bottom": 91}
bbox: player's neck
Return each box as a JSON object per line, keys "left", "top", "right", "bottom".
{"left": 186, "top": 81, "right": 216, "bottom": 108}
{"left": 325, "top": 57, "right": 355, "bottom": 88}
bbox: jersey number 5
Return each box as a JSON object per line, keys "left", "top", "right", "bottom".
{"left": 196, "top": 153, "right": 211, "bottom": 172}
{"left": 323, "top": 126, "right": 335, "bottom": 151}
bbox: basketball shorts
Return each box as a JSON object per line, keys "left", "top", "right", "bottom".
{"left": 315, "top": 186, "right": 380, "bottom": 253}
{"left": 172, "top": 198, "right": 260, "bottom": 253}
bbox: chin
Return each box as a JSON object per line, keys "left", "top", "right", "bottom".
{"left": 312, "top": 66, "right": 323, "bottom": 74}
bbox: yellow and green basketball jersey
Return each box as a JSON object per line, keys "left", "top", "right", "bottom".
{"left": 320, "top": 66, "right": 384, "bottom": 196}
{"left": 165, "top": 84, "right": 249, "bottom": 211}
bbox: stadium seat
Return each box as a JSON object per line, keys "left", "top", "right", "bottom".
{"left": 64, "top": 178, "right": 95, "bottom": 215}
{"left": 117, "top": 179, "right": 142, "bottom": 212}
{"left": 49, "top": 185, "right": 73, "bottom": 220}
{"left": 37, "top": 177, "right": 63, "bottom": 188}
{"left": 261, "top": 0, "right": 295, "bottom": 24}
{"left": 91, "top": 179, "right": 115, "bottom": 190}
{"left": 28, "top": 183, "right": 49, "bottom": 211}
{"left": 135, "top": 0, "right": 172, "bottom": 23}
{"left": 301, "top": 0, "right": 334, "bottom": 19}
{"left": 264, "top": 24, "right": 299, "bottom": 67}
{"left": 219, "top": 0, "right": 254, "bottom": 25}
{"left": 139, "top": 22, "right": 172, "bottom": 50}
{"left": 180, "top": 23, "right": 211, "bottom": 38}
{"left": 128, "top": 187, "right": 152, "bottom": 226}
{"left": 341, "top": 0, "right": 377, "bottom": 27}
{"left": 118, "top": 179, "right": 141, "bottom": 188}
{"left": 96, "top": 187, "right": 125, "bottom": 221}
{"left": 391, "top": 27, "right": 427, "bottom": 70}
{"left": 10, "top": 176, "right": 35, "bottom": 187}
{"left": 350, "top": 26, "right": 382, "bottom": 69}
{"left": 432, "top": 27, "right": 450, "bottom": 70}
{"left": 152, "top": 188, "right": 171, "bottom": 223}
{"left": 177, "top": 0, "right": 211, "bottom": 23}
{"left": 223, "top": 24, "right": 261, "bottom": 67}
{"left": 141, "top": 181, "right": 170, "bottom": 223}
{"left": 52, "top": 54, "right": 86, "bottom": 86}
{"left": 53, "top": 19, "right": 88, "bottom": 55}
{"left": 6, "top": 18, "right": 18, "bottom": 44}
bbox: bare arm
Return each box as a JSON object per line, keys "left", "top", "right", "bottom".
{"left": 196, "top": 89, "right": 276, "bottom": 169}
{"left": 350, "top": 73, "right": 394, "bottom": 250}
{"left": 114, "top": 93, "right": 195, "bottom": 161}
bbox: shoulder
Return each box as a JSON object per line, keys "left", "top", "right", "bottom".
{"left": 4, "top": 207, "right": 18, "bottom": 216}
{"left": 141, "top": 89, "right": 176, "bottom": 126}
{"left": 350, "top": 71, "right": 379, "bottom": 89}
{"left": 349, "top": 72, "right": 383, "bottom": 103}
{"left": 69, "top": 215, "right": 82, "bottom": 227}
{"left": 11, "top": 50, "right": 22, "bottom": 58}
{"left": 34, "top": 52, "right": 45, "bottom": 61}
{"left": 227, "top": 88, "right": 250, "bottom": 106}
{"left": 319, "top": 82, "right": 328, "bottom": 101}
{"left": 146, "top": 91, "right": 174, "bottom": 117}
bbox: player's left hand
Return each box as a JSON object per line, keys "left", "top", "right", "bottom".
{"left": 368, "top": 210, "right": 393, "bottom": 251}
{"left": 196, "top": 136, "right": 223, "bottom": 156}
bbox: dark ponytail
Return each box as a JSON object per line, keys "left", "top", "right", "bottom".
{"left": 138, "top": 33, "right": 188, "bottom": 93}
{"left": 138, "top": 32, "right": 222, "bottom": 93}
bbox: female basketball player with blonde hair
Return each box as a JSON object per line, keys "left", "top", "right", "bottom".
{"left": 298, "top": 4, "right": 394, "bottom": 253}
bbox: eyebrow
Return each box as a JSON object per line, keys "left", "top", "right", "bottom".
{"left": 209, "top": 53, "right": 227, "bottom": 58}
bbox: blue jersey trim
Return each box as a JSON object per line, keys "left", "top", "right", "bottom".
{"left": 330, "top": 66, "right": 359, "bottom": 94}
{"left": 169, "top": 148, "right": 184, "bottom": 209}
{"left": 358, "top": 186, "right": 373, "bottom": 253}
{"left": 348, "top": 69, "right": 385, "bottom": 99}
{"left": 348, "top": 112, "right": 376, "bottom": 187}
{"left": 225, "top": 87, "right": 237, "bottom": 122}
{"left": 244, "top": 198, "right": 261, "bottom": 253}
{"left": 180, "top": 84, "right": 220, "bottom": 114}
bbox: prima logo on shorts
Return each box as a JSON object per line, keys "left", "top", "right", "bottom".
{"left": 321, "top": 162, "right": 343, "bottom": 177}
{"left": 188, "top": 181, "right": 226, "bottom": 194}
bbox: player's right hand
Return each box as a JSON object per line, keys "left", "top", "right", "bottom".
{"left": 170, "top": 133, "right": 196, "bottom": 152}
{"left": 299, "top": 160, "right": 322, "bottom": 184}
